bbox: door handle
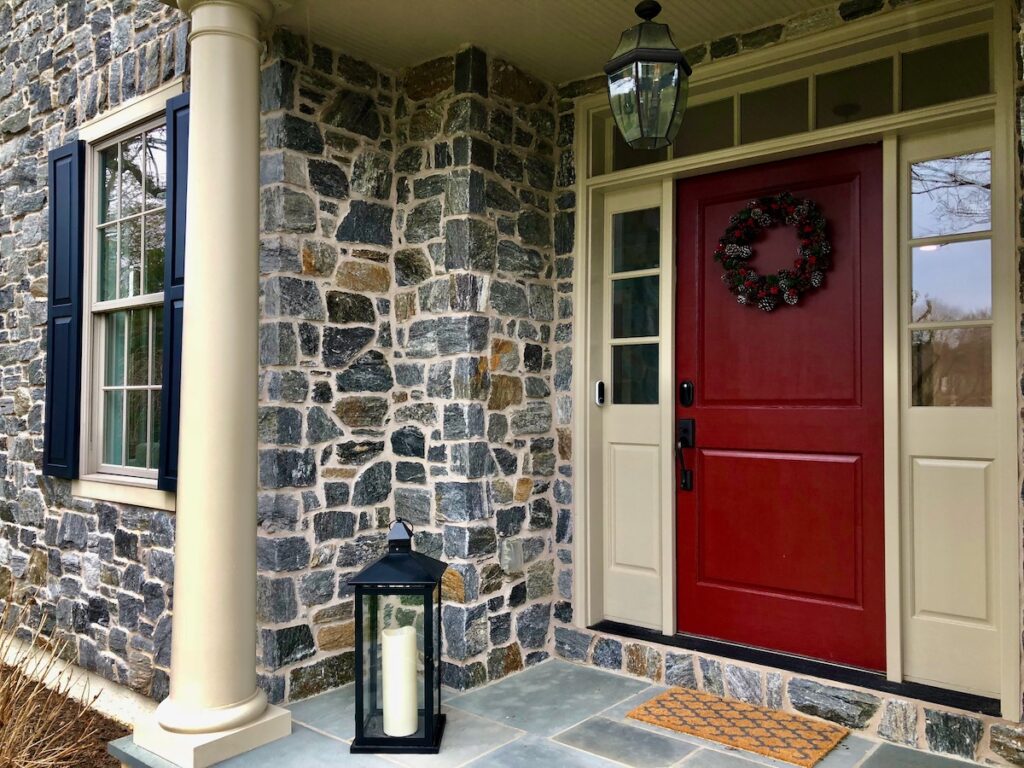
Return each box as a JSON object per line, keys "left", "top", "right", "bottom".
{"left": 676, "top": 419, "right": 695, "bottom": 491}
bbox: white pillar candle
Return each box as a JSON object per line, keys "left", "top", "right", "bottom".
{"left": 382, "top": 625, "right": 419, "bottom": 737}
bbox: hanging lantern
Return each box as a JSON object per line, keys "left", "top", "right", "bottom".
{"left": 604, "top": 0, "right": 692, "bottom": 150}
{"left": 349, "top": 519, "right": 447, "bottom": 754}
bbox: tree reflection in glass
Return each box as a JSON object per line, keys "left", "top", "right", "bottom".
{"left": 911, "top": 151, "right": 990, "bottom": 238}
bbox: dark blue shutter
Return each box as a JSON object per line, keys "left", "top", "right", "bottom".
{"left": 158, "top": 92, "right": 188, "bottom": 492}
{"left": 43, "top": 141, "right": 86, "bottom": 478}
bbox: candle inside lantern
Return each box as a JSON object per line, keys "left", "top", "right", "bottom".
{"left": 381, "top": 625, "right": 418, "bottom": 737}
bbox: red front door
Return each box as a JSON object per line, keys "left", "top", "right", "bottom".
{"left": 676, "top": 145, "right": 885, "bottom": 671}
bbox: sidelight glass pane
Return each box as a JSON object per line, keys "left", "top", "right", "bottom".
{"left": 901, "top": 35, "right": 989, "bottom": 111}
{"left": 99, "top": 145, "right": 119, "bottom": 223}
{"left": 740, "top": 79, "right": 808, "bottom": 144}
{"left": 144, "top": 126, "right": 167, "bottom": 209}
{"left": 674, "top": 98, "right": 734, "bottom": 157}
{"left": 144, "top": 212, "right": 165, "bottom": 295}
{"left": 127, "top": 308, "right": 150, "bottom": 386}
{"left": 104, "top": 311, "right": 126, "bottom": 386}
{"left": 912, "top": 326, "right": 991, "bottom": 407}
{"left": 103, "top": 390, "right": 124, "bottom": 465}
{"left": 815, "top": 59, "right": 893, "bottom": 128}
{"left": 911, "top": 152, "right": 991, "bottom": 239}
{"left": 613, "top": 276, "right": 659, "bottom": 338}
{"left": 120, "top": 135, "right": 144, "bottom": 218}
{"left": 99, "top": 225, "right": 118, "bottom": 301}
{"left": 119, "top": 218, "right": 141, "bottom": 298}
{"left": 613, "top": 343, "right": 658, "bottom": 404}
{"left": 612, "top": 208, "right": 660, "bottom": 273}
{"left": 126, "top": 389, "right": 149, "bottom": 468}
{"left": 911, "top": 240, "right": 991, "bottom": 323}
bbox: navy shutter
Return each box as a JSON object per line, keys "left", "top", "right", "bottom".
{"left": 158, "top": 93, "right": 189, "bottom": 492}
{"left": 43, "top": 141, "right": 86, "bottom": 479}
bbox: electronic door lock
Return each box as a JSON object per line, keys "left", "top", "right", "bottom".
{"left": 676, "top": 418, "right": 695, "bottom": 491}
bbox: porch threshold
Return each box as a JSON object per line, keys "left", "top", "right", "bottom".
{"left": 589, "top": 620, "right": 1001, "bottom": 717}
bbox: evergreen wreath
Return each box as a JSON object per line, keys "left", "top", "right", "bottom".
{"left": 713, "top": 192, "right": 832, "bottom": 313}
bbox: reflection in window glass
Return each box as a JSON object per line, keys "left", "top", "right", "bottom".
{"left": 613, "top": 344, "right": 658, "bottom": 404}
{"left": 740, "top": 80, "right": 808, "bottom": 144}
{"left": 612, "top": 129, "right": 669, "bottom": 171}
{"left": 815, "top": 59, "right": 893, "bottom": 128}
{"left": 674, "top": 98, "right": 734, "bottom": 157}
{"left": 612, "top": 208, "right": 659, "bottom": 273}
{"left": 911, "top": 241, "right": 991, "bottom": 323}
{"left": 912, "top": 326, "right": 991, "bottom": 407}
{"left": 613, "top": 276, "right": 659, "bottom": 338}
{"left": 911, "top": 152, "right": 991, "bottom": 238}
{"left": 902, "top": 35, "right": 989, "bottom": 111}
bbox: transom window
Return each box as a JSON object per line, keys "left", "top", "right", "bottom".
{"left": 89, "top": 122, "right": 166, "bottom": 477}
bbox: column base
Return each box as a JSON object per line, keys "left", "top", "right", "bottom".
{"left": 131, "top": 704, "right": 291, "bottom": 768}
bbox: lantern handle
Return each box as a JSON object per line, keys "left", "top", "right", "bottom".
{"left": 635, "top": 0, "right": 661, "bottom": 21}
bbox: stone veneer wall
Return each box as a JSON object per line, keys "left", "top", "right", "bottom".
{"left": 253, "top": 32, "right": 573, "bottom": 701}
{"left": 0, "top": 0, "right": 188, "bottom": 698}
{"left": 543, "top": 0, "right": 1024, "bottom": 766}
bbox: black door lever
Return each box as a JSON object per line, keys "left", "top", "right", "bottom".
{"left": 676, "top": 418, "right": 695, "bottom": 491}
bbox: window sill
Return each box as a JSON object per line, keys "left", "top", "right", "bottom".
{"left": 72, "top": 475, "right": 175, "bottom": 512}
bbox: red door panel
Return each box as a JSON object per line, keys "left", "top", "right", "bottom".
{"left": 676, "top": 145, "right": 885, "bottom": 671}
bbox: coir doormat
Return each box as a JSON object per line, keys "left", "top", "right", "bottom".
{"left": 627, "top": 687, "right": 848, "bottom": 768}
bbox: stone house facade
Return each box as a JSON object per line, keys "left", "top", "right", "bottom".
{"left": 3, "top": 0, "right": 1024, "bottom": 765}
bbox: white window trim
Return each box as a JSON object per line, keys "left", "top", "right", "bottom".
{"left": 74, "top": 79, "right": 183, "bottom": 512}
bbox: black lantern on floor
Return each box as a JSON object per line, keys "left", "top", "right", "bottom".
{"left": 349, "top": 519, "right": 447, "bottom": 754}
{"left": 605, "top": 0, "right": 692, "bottom": 150}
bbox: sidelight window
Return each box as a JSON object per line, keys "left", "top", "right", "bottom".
{"left": 609, "top": 207, "right": 660, "bottom": 404}
{"left": 908, "top": 150, "right": 992, "bottom": 407}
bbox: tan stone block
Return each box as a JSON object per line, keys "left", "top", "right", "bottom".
{"left": 395, "top": 292, "right": 417, "bottom": 322}
{"left": 514, "top": 478, "right": 533, "bottom": 502}
{"left": 442, "top": 568, "right": 466, "bottom": 603}
{"left": 318, "top": 622, "right": 356, "bottom": 651}
{"left": 337, "top": 261, "right": 390, "bottom": 293}
{"left": 557, "top": 428, "right": 572, "bottom": 461}
{"left": 488, "top": 374, "right": 523, "bottom": 410}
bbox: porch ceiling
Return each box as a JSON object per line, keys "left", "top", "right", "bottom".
{"left": 274, "top": 0, "right": 837, "bottom": 85}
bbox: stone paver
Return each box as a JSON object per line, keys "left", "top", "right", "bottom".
{"left": 446, "top": 659, "right": 649, "bottom": 736}
{"left": 110, "top": 659, "right": 992, "bottom": 768}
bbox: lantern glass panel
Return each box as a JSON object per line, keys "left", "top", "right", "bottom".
{"left": 636, "top": 61, "right": 681, "bottom": 144}
{"left": 432, "top": 585, "right": 441, "bottom": 720}
{"left": 360, "top": 591, "right": 428, "bottom": 741}
{"left": 608, "top": 63, "right": 641, "bottom": 144}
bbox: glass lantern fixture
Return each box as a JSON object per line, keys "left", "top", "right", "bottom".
{"left": 349, "top": 519, "right": 448, "bottom": 754}
{"left": 604, "top": 0, "right": 692, "bottom": 150}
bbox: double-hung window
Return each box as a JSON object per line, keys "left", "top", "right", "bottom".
{"left": 44, "top": 82, "right": 186, "bottom": 505}
{"left": 87, "top": 122, "right": 167, "bottom": 479}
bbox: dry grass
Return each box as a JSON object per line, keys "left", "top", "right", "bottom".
{"left": 0, "top": 602, "right": 113, "bottom": 767}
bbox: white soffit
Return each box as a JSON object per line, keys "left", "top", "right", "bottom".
{"left": 274, "top": 0, "right": 840, "bottom": 84}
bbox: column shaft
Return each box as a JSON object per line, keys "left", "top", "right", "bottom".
{"left": 158, "top": 0, "right": 266, "bottom": 733}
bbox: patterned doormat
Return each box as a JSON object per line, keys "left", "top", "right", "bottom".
{"left": 627, "top": 687, "right": 848, "bottom": 768}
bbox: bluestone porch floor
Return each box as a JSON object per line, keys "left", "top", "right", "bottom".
{"left": 110, "top": 660, "right": 985, "bottom": 768}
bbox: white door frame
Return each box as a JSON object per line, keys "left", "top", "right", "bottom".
{"left": 571, "top": 0, "right": 1020, "bottom": 719}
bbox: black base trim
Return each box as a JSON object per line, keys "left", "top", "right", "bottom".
{"left": 350, "top": 714, "right": 446, "bottom": 754}
{"left": 590, "top": 620, "right": 1001, "bottom": 717}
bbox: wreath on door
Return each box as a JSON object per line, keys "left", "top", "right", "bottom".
{"left": 713, "top": 192, "right": 832, "bottom": 312}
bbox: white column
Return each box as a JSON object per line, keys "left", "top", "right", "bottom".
{"left": 134, "top": 1, "right": 291, "bottom": 764}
